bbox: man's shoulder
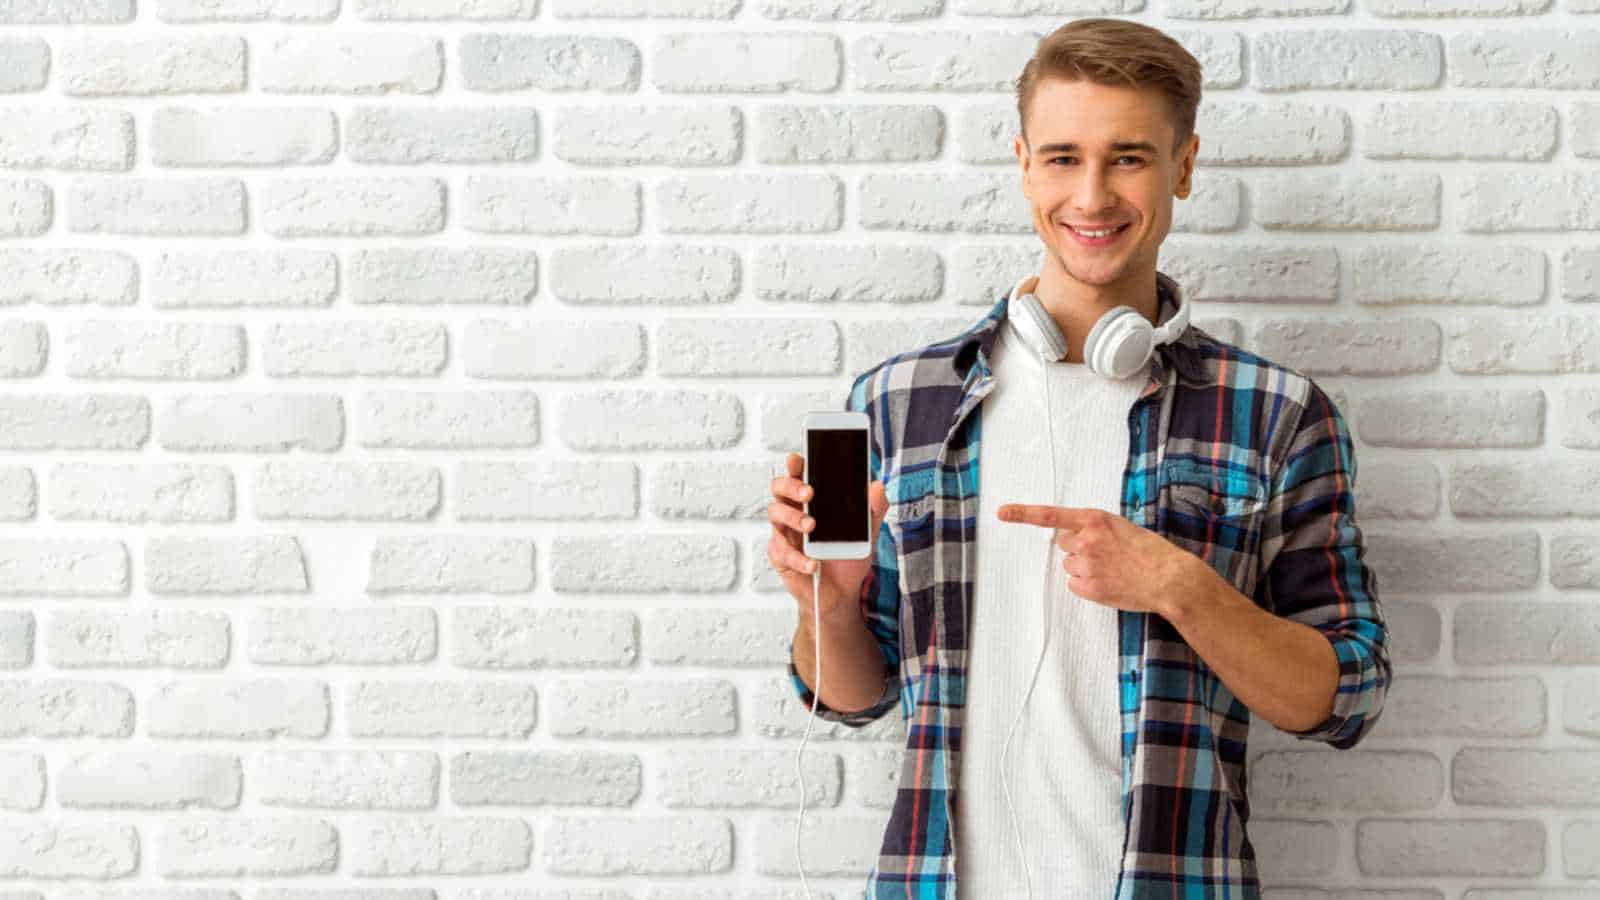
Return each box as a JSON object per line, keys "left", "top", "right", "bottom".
{"left": 1182, "top": 325, "right": 1332, "bottom": 420}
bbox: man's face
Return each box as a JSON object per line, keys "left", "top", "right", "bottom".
{"left": 1014, "top": 77, "right": 1198, "bottom": 290}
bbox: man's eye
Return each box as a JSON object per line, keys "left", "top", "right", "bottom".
{"left": 1049, "top": 156, "right": 1141, "bottom": 165}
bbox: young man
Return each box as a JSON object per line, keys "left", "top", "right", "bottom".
{"left": 770, "top": 17, "right": 1389, "bottom": 899}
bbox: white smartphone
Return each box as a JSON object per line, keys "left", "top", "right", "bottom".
{"left": 802, "top": 410, "right": 872, "bottom": 560}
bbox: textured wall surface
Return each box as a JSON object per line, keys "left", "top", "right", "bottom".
{"left": 1, "top": 1, "right": 1599, "bottom": 898}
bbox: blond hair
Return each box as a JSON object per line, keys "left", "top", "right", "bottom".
{"left": 1015, "top": 18, "right": 1203, "bottom": 157}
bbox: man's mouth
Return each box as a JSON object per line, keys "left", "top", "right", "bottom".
{"left": 1065, "top": 222, "right": 1130, "bottom": 246}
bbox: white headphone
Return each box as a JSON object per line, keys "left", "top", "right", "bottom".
{"left": 996, "top": 271, "right": 1190, "bottom": 900}
{"left": 1003, "top": 273, "right": 1191, "bottom": 377}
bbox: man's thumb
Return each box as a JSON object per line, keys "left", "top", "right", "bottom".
{"left": 869, "top": 480, "right": 888, "bottom": 529}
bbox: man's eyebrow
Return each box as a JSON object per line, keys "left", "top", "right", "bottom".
{"left": 1036, "top": 141, "right": 1159, "bottom": 155}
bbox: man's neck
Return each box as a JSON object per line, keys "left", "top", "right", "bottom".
{"left": 1024, "top": 267, "right": 1160, "bottom": 365}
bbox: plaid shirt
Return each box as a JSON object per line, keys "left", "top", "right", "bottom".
{"left": 788, "top": 270, "right": 1390, "bottom": 899}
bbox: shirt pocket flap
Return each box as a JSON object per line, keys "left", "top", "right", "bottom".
{"left": 1163, "top": 457, "right": 1267, "bottom": 520}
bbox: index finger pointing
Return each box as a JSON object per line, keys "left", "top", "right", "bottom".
{"left": 996, "top": 503, "right": 1062, "bottom": 527}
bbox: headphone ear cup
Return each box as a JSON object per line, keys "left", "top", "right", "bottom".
{"left": 1012, "top": 292, "right": 1069, "bottom": 362}
{"left": 1083, "top": 307, "right": 1153, "bottom": 379}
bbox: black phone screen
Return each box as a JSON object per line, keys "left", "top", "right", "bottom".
{"left": 806, "top": 427, "right": 869, "bottom": 542}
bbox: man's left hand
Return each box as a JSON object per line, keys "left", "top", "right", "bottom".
{"left": 996, "top": 503, "right": 1212, "bottom": 617}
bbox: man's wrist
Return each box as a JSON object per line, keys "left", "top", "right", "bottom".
{"left": 1162, "top": 551, "right": 1228, "bottom": 628}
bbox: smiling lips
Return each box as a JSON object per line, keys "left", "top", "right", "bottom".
{"left": 1066, "top": 222, "right": 1130, "bottom": 247}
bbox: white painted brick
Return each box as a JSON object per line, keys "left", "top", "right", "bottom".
{"left": 355, "top": 0, "right": 535, "bottom": 19}
{"left": 851, "top": 32, "right": 1035, "bottom": 91}
{"left": 0, "top": 539, "right": 128, "bottom": 595}
{"left": 1158, "top": 244, "right": 1340, "bottom": 302}
{"left": 1578, "top": 103, "right": 1600, "bottom": 161}
{"left": 649, "top": 889, "right": 832, "bottom": 900}
{"left": 547, "top": 678, "right": 735, "bottom": 737}
{"left": 49, "top": 463, "right": 232, "bottom": 522}
{"left": 846, "top": 317, "right": 975, "bottom": 372}
{"left": 1252, "top": 819, "right": 1338, "bottom": 881}
{"left": 152, "top": 107, "right": 336, "bottom": 165}
{"left": 0, "top": 321, "right": 46, "bottom": 376}
{"left": 756, "top": 104, "right": 939, "bottom": 163}
{"left": 1366, "top": 101, "right": 1555, "bottom": 161}
{"left": 159, "top": 818, "right": 336, "bottom": 876}
{"left": 1256, "top": 172, "right": 1439, "bottom": 231}
{"left": 950, "top": 243, "right": 1043, "bottom": 305}
{"left": 1455, "top": 749, "right": 1600, "bottom": 807}
{"left": 253, "top": 750, "right": 438, "bottom": 809}
{"left": 46, "top": 608, "right": 229, "bottom": 667}
{"left": 1255, "top": 30, "right": 1441, "bottom": 91}
{"left": 60, "top": 35, "right": 244, "bottom": 95}
{"left": 553, "top": 0, "right": 736, "bottom": 13}
{"left": 159, "top": 393, "right": 342, "bottom": 451}
{"left": 752, "top": 244, "right": 941, "bottom": 304}
{"left": 1458, "top": 603, "right": 1600, "bottom": 665}
{"left": 654, "top": 33, "right": 838, "bottom": 92}
{"left": 346, "top": 816, "right": 531, "bottom": 875}
{"left": 1363, "top": 529, "right": 1539, "bottom": 592}
{"left": 0, "top": 466, "right": 36, "bottom": 520}
{"left": 459, "top": 35, "right": 639, "bottom": 92}
{"left": 556, "top": 105, "right": 736, "bottom": 165}
{"left": 1168, "top": 0, "right": 1342, "bottom": 15}
{"left": 0, "top": 249, "right": 136, "bottom": 305}
{"left": 450, "top": 606, "right": 637, "bottom": 668}
{"left": 1355, "top": 462, "right": 1439, "bottom": 520}
{"left": 751, "top": 812, "right": 882, "bottom": 876}
{"left": 254, "top": 461, "right": 439, "bottom": 520}
{"left": 1453, "top": 461, "right": 1600, "bottom": 516}
{"left": 68, "top": 177, "right": 245, "bottom": 235}
{"left": 466, "top": 320, "right": 645, "bottom": 378}
{"left": 851, "top": 746, "right": 904, "bottom": 808}
{"left": 1266, "top": 891, "right": 1440, "bottom": 900}
{"left": 658, "top": 318, "right": 838, "bottom": 376}
{"left": 348, "top": 107, "right": 539, "bottom": 163}
{"left": 1450, "top": 31, "right": 1600, "bottom": 88}
{"left": 1565, "top": 245, "right": 1600, "bottom": 302}
{"left": 548, "top": 243, "right": 736, "bottom": 304}
{"left": 761, "top": 390, "right": 838, "bottom": 453}
{"left": 561, "top": 390, "right": 741, "bottom": 450}
{"left": 1194, "top": 101, "right": 1347, "bottom": 165}
{"left": 463, "top": 176, "right": 640, "bottom": 235}
{"left": 0, "top": 0, "right": 129, "bottom": 24}
{"left": 550, "top": 535, "right": 736, "bottom": 592}
{"left": 151, "top": 249, "right": 336, "bottom": 308}
{"left": 659, "top": 174, "right": 841, "bottom": 233}
{"left": 368, "top": 535, "right": 533, "bottom": 594}
{"left": 0, "top": 822, "right": 136, "bottom": 877}
{"left": 146, "top": 535, "right": 307, "bottom": 594}
{"left": 1385, "top": 601, "right": 1441, "bottom": 664}
{"left": 450, "top": 751, "right": 640, "bottom": 806}
{"left": 656, "top": 748, "right": 839, "bottom": 808}
{"left": 652, "top": 461, "right": 770, "bottom": 520}
{"left": 156, "top": 0, "right": 335, "bottom": 21}
{"left": 1452, "top": 314, "right": 1600, "bottom": 374}
{"left": 1172, "top": 172, "right": 1243, "bottom": 232}
{"left": 260, "top": 35, "right": 441, "bottom": 94}
{"left": 1461, "top": 171, "right": 1600, "bottom": 232}
{"left": 0, "top": 753, "right": 44, "bottom": 810}
{"left": 247, "top": 606, "right": 436, "bottom": 665}
{"left": 1566, "top": 822, "right": 1600, "bottom": 878}
{"left": 58, "top": 751, "right": 239, "bottom": 808}
{"left": 65, "top": 320, "right": 243, "bottom": 378}
{"left": 1248, "top": 317, "right": 1440, "bottom": 373}
{"left": 349, "top": 247, "right": 536, "bottom": 305}
{"left": 544, "top": 815, "right": 730, "bottom": 874}
{"left": 0, "top": 611, "right": 33, "bottom": 668}
{"left": 0, "top": 39, "right": 47, "bottom": 89}
{"left": 1251, "top": 751, "right": 1443, "bottom": 812}
{"left": 1356, "top": 818, "right": 1544, "bottom": 877}
{"left": 860, "top": 173, "right": 1024, "bottom": 233}
{"left": 646, "top": 607, "right": 789, "bottom": 666}
{"left": 0, "top": 394, "right": 147, "bottom": 449}
{"left": 0, "top": 179, "right": 50, "bottom": 236}
{"left": 261, "top": 177, "right": 444, "bottom": 237}
{"left": 347, "top": 681, "right": 536, "bottom": 737}
{"left": 1379, "top": 675, "right": 1544, "bottom": 737}
{"left": 1560, "top": 387, "right": 1600, "bottom": 448}
{"left": 147, "top": 679, "right": 329, "bottom": 738}
{"left": 1352, "top": 243, "right": 1545, "bottom": 305}
{"left": 0, "top": 680, "right": 132, "bottom": 737}
{"left": 1358, "top": 390, "right": 1541, "bottom": 447}
{"left": 262, "top": 320, "right": 445, "bottom": 376}
{"left": 358, "top": 390, "right": 538, "bottom": 448}
{"left": 455, "top": 460, "right": 638, "bottom": 520}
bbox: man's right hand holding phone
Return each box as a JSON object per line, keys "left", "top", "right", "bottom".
{"left": 767, "top": 451, "right": 889, "bottom": 624}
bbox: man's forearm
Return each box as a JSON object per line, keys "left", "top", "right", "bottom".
{"left": 792, "top": 610, "right": 891, "bottom": 715}
{"left": 1162, "top": 558, "right": 1339, "bottom": 733}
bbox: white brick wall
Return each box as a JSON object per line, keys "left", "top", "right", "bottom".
{"left": 1, "top": 1, "right": 1599, "bottom": 896}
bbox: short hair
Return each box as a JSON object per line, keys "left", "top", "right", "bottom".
{"left": 1014, "top": 18, "right": 1203, "bottom": 158}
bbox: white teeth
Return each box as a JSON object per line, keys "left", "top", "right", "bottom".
{"left": 1072, "top": 225, "right": 1122, "bottom": 238}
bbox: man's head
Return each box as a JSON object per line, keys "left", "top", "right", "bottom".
{"left": 1013, "top": 19, "right": 1202, "bottom": 294}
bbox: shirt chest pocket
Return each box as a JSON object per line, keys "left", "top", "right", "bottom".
{"left": 1162, "top": 457, "right": 1267, "bottom": 523}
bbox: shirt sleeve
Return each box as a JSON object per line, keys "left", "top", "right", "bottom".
{"left": 786, "top": 369, "right": 903, "bottom": 728}
{"left": 1260, "top": 380, "right": 1391, "bottom": 749}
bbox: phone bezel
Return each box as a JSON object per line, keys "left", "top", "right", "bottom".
{"left": 802, "top": 410, "right": 871, "bottom": 560}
